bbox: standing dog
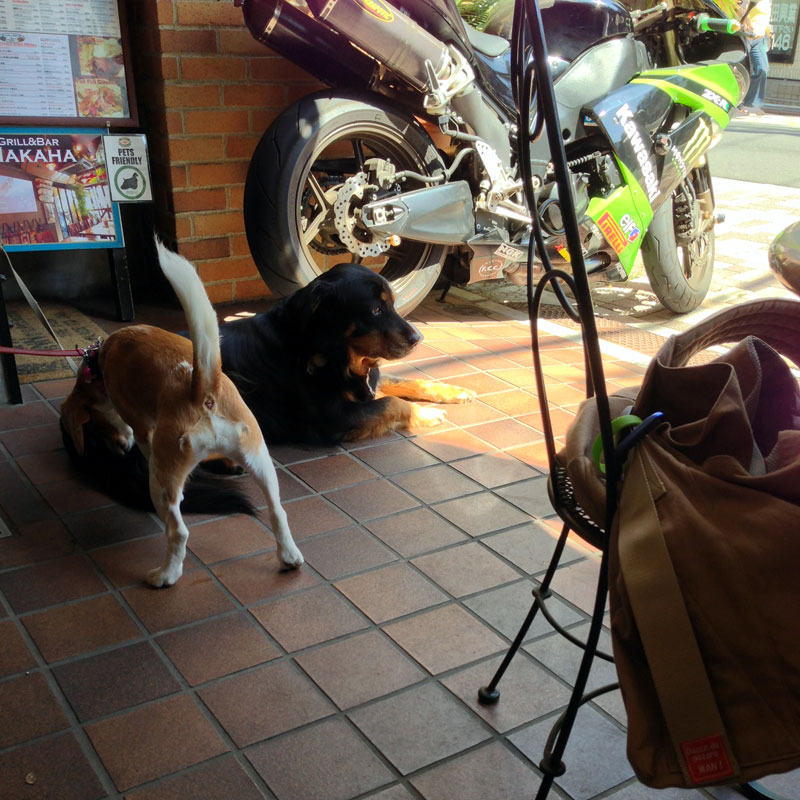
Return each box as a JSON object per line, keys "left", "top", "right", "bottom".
{"left": 61, "top": 240, "right": 303, "bottom": 587}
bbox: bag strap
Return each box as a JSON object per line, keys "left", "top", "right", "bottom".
{"left": 617, "top": 444, "right": 740, "bottom": 786}
{"left": 661, "top": 298, "right": 800, "bottom": 369}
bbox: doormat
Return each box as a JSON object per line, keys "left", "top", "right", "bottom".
{"left": 5, "top": 301, "right": 108, "bottom": 383}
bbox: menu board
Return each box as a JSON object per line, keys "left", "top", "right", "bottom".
{"left": 0, "top": 0, "right": 136, "bottom": 126}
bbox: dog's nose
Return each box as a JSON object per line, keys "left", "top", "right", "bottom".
{"left": 405, "top": 321, "right": 422, "bottom": 347}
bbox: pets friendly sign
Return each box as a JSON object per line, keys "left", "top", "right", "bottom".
{"left": 103, "top": 133, "right": 151, "bottom": 202}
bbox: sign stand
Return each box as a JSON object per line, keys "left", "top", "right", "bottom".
{"left": 0, "top": 272, "right": 22, "bottom": 405}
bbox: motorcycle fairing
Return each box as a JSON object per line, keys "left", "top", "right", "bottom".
{"left": 632, "top": 63, "right": 741, "bottom": 125}
{"left": 585, "top": 183, "right": 651, "bottom": 275}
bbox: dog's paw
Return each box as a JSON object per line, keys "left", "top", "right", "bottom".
{"left": 147, "top": 564, "right": 182, "bottom": 588}
{"left": 279, "top": 544, "right": 304, "bottom": 570}
{"left": 448, "top": 386, "right": 477, "bottom": 403}
{"left": 411, "top": 404, "right": 448, "bottom": 428}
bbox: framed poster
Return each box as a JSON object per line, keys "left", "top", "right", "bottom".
{"left": 0, "top": 127, "right": 123, "bottom": 251}
{"left": 769, "top": 0, "right": 800, "bottom": 63}
{"left": 0, "top": 0, "right": 137, "bottom": 126}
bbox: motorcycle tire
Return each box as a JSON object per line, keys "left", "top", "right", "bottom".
{"left": 244, "top": 91, "right": 449, "bottom": 317}
{"left": 640, "top": 168, "right": 715, "bottom": 314}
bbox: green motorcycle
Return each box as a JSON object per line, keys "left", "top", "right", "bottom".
{"left": 240, "top": 0, "right": 749, "bottom": 314}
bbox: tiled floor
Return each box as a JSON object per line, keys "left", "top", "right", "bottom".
{"left": 0, "top": 289, "right": 797, "bottom": 800}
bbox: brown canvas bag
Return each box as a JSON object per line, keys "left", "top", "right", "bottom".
{"left": 560, "top": 298, "right": 800, "bottom": 788}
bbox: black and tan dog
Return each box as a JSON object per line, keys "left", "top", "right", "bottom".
{"left": 62, "top": 256, "right": 475, "bottom": 518}
{"left": 217, "top": 261, "right": 476, "bottom": 444}
{"left": 61, "top": 241, "right": 303, "bottom": 587}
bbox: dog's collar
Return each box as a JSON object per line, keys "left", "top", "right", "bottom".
{"left": 78, "top": 338, "right": 103, "bottom": 383}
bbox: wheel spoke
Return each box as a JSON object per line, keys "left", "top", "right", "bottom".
{"left": 301, "top": 208, "right": 326, "bottom": 247}
{"left": 353, "top": 139, "right": 366, "bottom": 172}
{"left": 306, "top": 173, "right": 330, "bottom": 211}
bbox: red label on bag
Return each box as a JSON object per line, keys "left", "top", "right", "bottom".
{"left": 680, "top": 735, "right": 735, "bottom": 784}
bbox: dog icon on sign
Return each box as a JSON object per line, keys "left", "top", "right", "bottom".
{"left": 120, "top": 172, "right": 138, "bottom": 191}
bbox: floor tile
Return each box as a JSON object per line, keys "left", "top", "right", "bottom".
{"left": 463, "top": 579, "right": 583, "bottom": 642}
{"left": 52, "top": 640, "right": 180, "bottom": 722}
{"left": 247, "top": 717, "right": 394, "bottom": 800}
{"left": 442, "top": 652, "right": 572, "bottom": 733}
{"left": 16, "top": 449, "right": 76, "bottom": 486}
{"left": 0, "top": 732, "right": 106, "bottom": 800}
{"left": 353, "top": 439, "right": 439, "bottom": 475}
{"left": 277, "top": 494, "right": 352, "bottom": 539}
{"left": 0, "top": 672, "right": 69, "bottom": 748}
{"left": 0, "top": 400, "right": 57, "bottom": 431}
{"left": 0, "top": 619, "right": 37, "bottom": 677}
{"left": 157, "top": 611, "right": 280, "bottom": 686}
{"left": 0, "top": 517, "right": 74, "bottom": 570}
{"left": 299, "top": 525, "right": 397, "bottom": 580}
{"left": 122, "top": 572, "right": 235, "bottom": 633}
{"left": 123, "top": 754, "right": 265, "bottom": 800}
{"left": 440, "top": 399, "right": 506, "bottom": 427}
{"left": 90, "top": 534, "right": 198, "bottom": 589}
{"left": 546, "top": 556, "right": 604, "bottom": 614}
{"left": 0, "top": 483, "right": 57, "bottom": 527}
{"left": 0, "top": 421, "right": 65, "bottom": 456}
{"left": 482, "top": 522, "right": 588, "bottom": 575}
{"left": 432, "top": 492, "right": 530, "bottom": 537}
{"left": 364, "top": 507, "right": 467, "bottom": 557}
{"left": 289, "top": 452, "right": 376, "bottom": 491}
{"left": 349, "top": 682, "right": 490, "bottom": 775}
{"left": 509, "top": 704, "right": 633, "bottom": 798}
{"left": 295, "top": 630, "right": 426, "bottom": 709}
{"left": 36, "top": 477, "right": 113, "bottom": 515}
{"left": 412, "top": 428, "right": 495, "bottom": 462}
{"left": 383, "top": 603, "right": 506, "bottom": 674}
{"left": 324, "top": 480, "right": 418, "bottom": 522}
{"left": 335, "top": 562, "right": 448, "bottom": 624}
{"left": 412, "top": 541, "right": 520, "bottom": 598}
{"left": 211, "top": 555, "right": 320, "bottom": 606}
{"left": 0, "top": 553, "right": 106, "bottom": 613}
{"left": 250, "top": 584, "right": 367, "bottom": 652}
{"left": 410, "top": 740, "right": 540, "bottom": 800}
{"left": 186, "top": 514, "right": 275, "bottom": 564}
{"left": 22, "top": 594, "right": 141, "bottom": 663}
{"left": 450, "top": 451, "right": 542, "bottom": 488}
{"left": 493, "top": 477, "right": 557, "bottom": 518}
{"left": 64, "top": 504, "right": 161, "bottom": 549}
{"left": 467, "top": 418, "right": 541, "bottom": 450}
{"left": 390, "top": 463, "right": 482, "bottom": 504}
{"left": 198, "top": 660, "right": 335, "bottom": 747}
{"left": 365, "top": 785, "right": 417, "bottom": 800}
{"left": 86, "top": 694, "right": 228, "bottom": 792}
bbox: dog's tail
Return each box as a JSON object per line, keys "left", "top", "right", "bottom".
{"left": 155, "top": 237, "right": 220, "bottom": 402}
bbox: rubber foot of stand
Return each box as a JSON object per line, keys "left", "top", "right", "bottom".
{"left": 477, "top": 686, "right": 500, "bottom": 705}
{"left": 539, "top": 755, "right": 566, "bottom": 777}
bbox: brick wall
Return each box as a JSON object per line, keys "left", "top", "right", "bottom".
{"left": 127, "top": 0, "right": 322, "bottom": 304}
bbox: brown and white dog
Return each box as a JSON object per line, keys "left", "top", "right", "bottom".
{"left": 61, "top": 240, "right": 303, "bottom": 587}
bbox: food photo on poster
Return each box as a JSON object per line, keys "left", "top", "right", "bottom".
{"left": 0, "top": 0, "right": 134, "bottom": 125}
{"left": 0, "top": 130, "right": 122, "bottom": 250}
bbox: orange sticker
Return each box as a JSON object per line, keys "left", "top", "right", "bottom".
{"left": 598, "top": 211, "right": 627, "bottom": 254}
{"left": 353, "top": 0, "right": 394, "bottom": 22}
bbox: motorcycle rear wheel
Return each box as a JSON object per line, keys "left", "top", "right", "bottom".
{"left": 244, "top": 92, "right": 449, "bottom": 317}
{"left": 640, "top": 167, "right": 715, "bottom": 314}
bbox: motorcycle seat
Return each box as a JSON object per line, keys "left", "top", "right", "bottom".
{"left": 463, "top": 22, "right": 510, "bottom": 58}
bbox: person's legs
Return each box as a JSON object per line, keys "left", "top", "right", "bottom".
{"left": 742, "top": 37, "right": 770, "bottom": 109}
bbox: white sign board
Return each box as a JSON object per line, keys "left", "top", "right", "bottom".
{"left": 103, "top": 133, "right": 151, "bottom": 202}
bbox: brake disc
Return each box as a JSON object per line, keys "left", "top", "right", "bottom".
{"left": 333, "top": 174, "right": 391, "bottom": 258}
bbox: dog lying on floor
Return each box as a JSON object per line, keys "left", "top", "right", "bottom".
{"left": 216, "top": 261, "right": 476, "bottom": 444}
{"left": 60, "top": 240, "right": 303, "bottom": 587}
{"left": 62, "top": 252, "right": 476, "bottom": 515}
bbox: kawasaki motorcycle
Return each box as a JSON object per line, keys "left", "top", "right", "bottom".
{"left": 237, "top": 0, "right": 749, "bottom": 314}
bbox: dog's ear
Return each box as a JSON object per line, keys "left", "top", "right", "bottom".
{"left": 285, "top": 278, "right": 338, "bottom": 335}
{"left": 60, "top": 390, "right": 92, "bottom": 455}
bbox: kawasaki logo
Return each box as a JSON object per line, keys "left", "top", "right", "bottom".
{"left": 615, "top": 103, "right": 659, "bottom": 203}
{"left": 353, "top": 0, "right": 394, "bottom": 22}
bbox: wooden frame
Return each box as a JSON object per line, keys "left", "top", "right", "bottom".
{"left": 0, "top": 0, "right": 138, "bottom": 127}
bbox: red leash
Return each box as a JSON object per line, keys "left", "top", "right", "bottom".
{"left": 0, "top": 345, "right": 84, "bottom": 357}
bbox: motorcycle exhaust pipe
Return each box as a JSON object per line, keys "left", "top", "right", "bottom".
{"left": 304, "top": 0, "right": 451, "bottom": 93}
